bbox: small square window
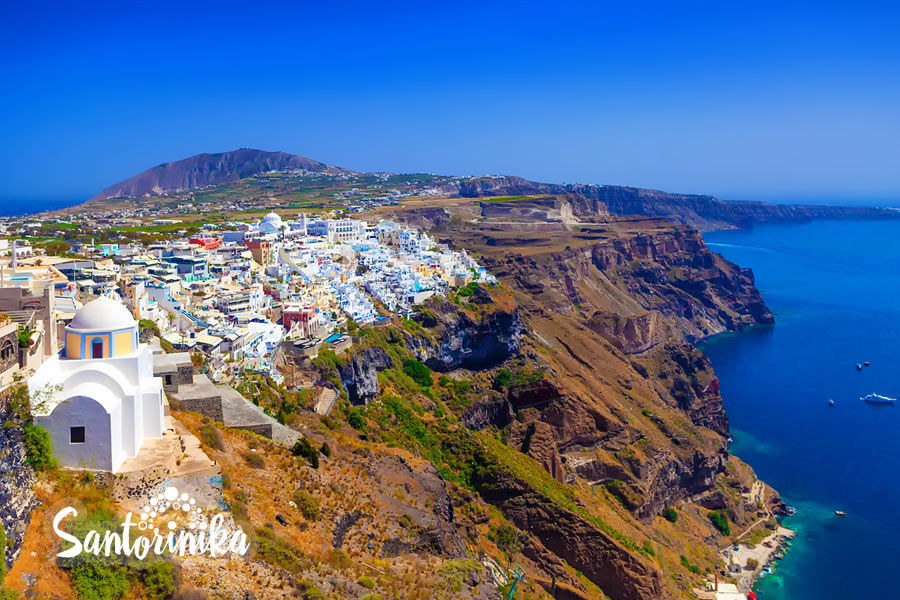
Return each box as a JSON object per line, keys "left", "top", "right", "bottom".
{"left": 70, "top": 426, "right": 85, "bottom": 444}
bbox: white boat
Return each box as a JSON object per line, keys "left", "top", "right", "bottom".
{"left": 861, "top": 393, "right": 896, "bottom": 404}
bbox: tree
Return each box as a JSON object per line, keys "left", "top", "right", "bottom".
{"left": 45, "top": 241, "right": 72, "bottom": 256}
{"left": 23, "top": 424, "right": 55, "bottom": 472}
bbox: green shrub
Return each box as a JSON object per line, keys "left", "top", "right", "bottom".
{"left": 746, "top": 557, "right": 759, "bottom": 569}
{"left": 291, "top": 438, "right": 320, "bottom": 469}
{"left": 402, "top": 359, "right": 432, "bottom": 388}
{"left": 680, "top": 554, "right": 700, "bottom": 574}
{"left": 492, "top": 368, "right": 512, "bottom": 391}
{"left": 22, "top": 424, "right": 54, "bottom": 472}
{"left": 0, "top": 523, "right": 6, "bottom": 579}
{"left": 294, "top": 490, "right": 321, "bottom": 521}
{"left": 662, "top": 507, "right": 678, "bottom": 523}
{"left": 137, "top": 560, "right": 176, "bottom": 600}
{"left": 347, "top": 409, "right": 367, "bottom": 432}
{"left": 198, "top": 423, "right": 223, "bottom": 451}
{"left": 242, "top": 451, "right": 265, "bottom": 469}
{"left": 221, "top": 472, "right": 232, "bottom": 489}
{"left": 301, "top": 584, "right": 325, "bottom": 600}
{"left": 357, "top": 576, "right": 376, "bottom": 589}
{"left": 320, "top": 415, "right": 340, "bottom": 430}
{"left": 256, "top": 528, "right": 305, "bottom": 574}
{"left": 70, "top": 563, "right": 129, "bottom": 600}
{"left": 709, "top": 510, "right": 731, "bottom": 536}
{"left": 319, "top": 442, "right": 331, "bottom": 458}
{"left": 0, "top": 586, "right": 19, "bottom": 600}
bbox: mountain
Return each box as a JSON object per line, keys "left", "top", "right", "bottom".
{"left": 442, "top": 175, "right": 900, "bottom": 230}
{"left": 89, "top": 148, "right": 345, "bottom": 202}
{"left": 88, "top": 148, "right": 899, "bottom": 230}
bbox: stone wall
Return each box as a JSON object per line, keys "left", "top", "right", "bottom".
{"left": 0, "top": 388, "right": 38, "bottom": 571}
{"left": 178, "top": 396, "right": 225, "bottom": 423}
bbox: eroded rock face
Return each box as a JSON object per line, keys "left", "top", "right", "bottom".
{"left": 635, "top": 449, "right": 727, "bottom": 519}
{"left": 475, "top": 467, "right": 674, "bottom": 600}
{"left": 587, "top": 310, "right": 668, "bottom": 355}
{"left": 338, "top": 346, "right": 392, "bottom": 405}
{"left": 413, "top": 296, "right": 523, "bottom": 372}
{"left": 0, "top": 393, "right": 39, "bottom": 571}
{"left": 509, "top": 421, "right": 566, "bottom": 484}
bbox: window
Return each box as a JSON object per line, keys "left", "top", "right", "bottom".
{"left": 70, "top": 426, "right": 85, "bottom": 444}
{"left": 91, "top": 339, "right": 103, "bottom": 358}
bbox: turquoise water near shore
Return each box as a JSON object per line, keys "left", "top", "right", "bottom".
{"left": 701, "top": 220, "right": 900, "bottom": 599}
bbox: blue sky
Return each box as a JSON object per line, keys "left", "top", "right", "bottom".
{"left": 1, "top": 1, "right": 898, "bottom": 203}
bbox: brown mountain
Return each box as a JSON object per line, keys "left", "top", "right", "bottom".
{"left": 89, "top": 148, "right": 345, "bottom": 202}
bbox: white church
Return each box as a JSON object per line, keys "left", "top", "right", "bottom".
{"left": 28, "top": 296, "right": 165, "bottom": 472}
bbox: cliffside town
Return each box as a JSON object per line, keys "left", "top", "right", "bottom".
{"left": 0, "top": 165, "right": 824, "bottom": 600}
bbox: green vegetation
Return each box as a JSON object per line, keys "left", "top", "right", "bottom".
{"left": 357, "top": 576, "right": 376, "bottom": 589}
{"left": 401, "top": 359, "right": 432, "bottom": 388}
{"left": 255, "top": 527, "right": 306, "bottom": 574}
{"left": 57, "top": 509, "right": 177, "bottom": 600}
{"left": 241, "top": 450, "right": 265, "bottom": 469}
{"left": 662, "top": 507, "right": 679, "bottom": 523}
{"left": 70, "top": 562, "right": 130, "bottom": 600}
{"left": 0, "top": 522, "right": 6, "bottom": 579}
{"left": 490, "top": 524, "right": 521, "bottom": 559}
{"left": 347, "top": 408, "right": 367, "bottom": 432}
{"left": 198, "top": 421, "right": 223, "bottom": 451}
{"left": 709, "top": 510, "right": 731, "bottom": 536}
{"left": 680, "top": 554, "right": 700, "bottom": 574}
{"left": 291, "top": 438, "right": 320, "bottom": 469}
{"left": 604, "top": 479, "right": 642, "bottom": 510}
{"left": 22, "top": 423, "right": 55, "bottom": 471}
{"left": 293, "top": 490, "right": 321, "bottom": 521}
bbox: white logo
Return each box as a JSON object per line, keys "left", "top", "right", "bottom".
{"left": 53, "top": 485, "right": 250, "bottom": 559}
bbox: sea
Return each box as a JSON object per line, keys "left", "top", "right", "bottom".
{"left": 0, "top": 197, "right": 85, "bottom": 217}
{"left": 700, "top": 219, "right": 900, "bottom": 600}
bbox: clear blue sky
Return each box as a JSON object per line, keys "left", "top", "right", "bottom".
{"left": 2, "top": 1, "right": 898, "bottom": 203}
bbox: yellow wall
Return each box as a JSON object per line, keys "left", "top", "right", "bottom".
{"left": 114, "top": 331, "right": 135, "bottom": 357}
{"left": 66, "top": 332, "right": 81, "bottom": 359}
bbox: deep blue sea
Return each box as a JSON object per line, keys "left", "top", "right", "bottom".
{"left": 701, "top": 220, "right": 900, "bottom": 600}
{"left": 0, "top": 197, "right": 84, "bottom": 217}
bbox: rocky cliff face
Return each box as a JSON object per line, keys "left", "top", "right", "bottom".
{"left": 307, "top": 204, "right": 782, "bottom": 599}
{"left": 444, "top": 176, "right": 900, "bottom": 230}
{"left": 0, "top": 391, "right": 39, "bottom": 571}
{"left": 90, "top": 148, "right": 344, "bottom": 202}
{"left": 412, "top": 292, "right": 523, "bottom": 372}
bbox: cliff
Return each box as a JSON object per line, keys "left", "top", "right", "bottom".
{"left": 89, "top": 148, "right": 345, "bottom": 202}
{"left": 445, "top": 176, "right": 900, "bottom": 230}
{"left": 0, "top": 389, "right": 39, "bottom": 572}
{"left": 328, "top": 202, "right": 783, "bottom": 599}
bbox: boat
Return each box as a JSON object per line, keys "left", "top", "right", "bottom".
{"left": 864, "top": 361, "right": 870, "bottom": 367}
{"left": 856, "top": 363, "right": 863, "bottom": 371}
{"left": 835, "top": 510, "right": 847, "bottom": 517}
{"left": 828, "top": 399, "right": 835, "bottom": 407}
{"left": 862, "top": 393, "right": 896, "bottom": 404}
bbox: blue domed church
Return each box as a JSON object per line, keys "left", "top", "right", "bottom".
{"left": 28, "top": 296, "right": 165, "bottom": 472}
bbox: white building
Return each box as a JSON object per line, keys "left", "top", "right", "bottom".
{"left": 28, "top": 296, "right": 165, "bottom": 472}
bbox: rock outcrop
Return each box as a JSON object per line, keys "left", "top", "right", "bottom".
{"left": 0, "top": 391, "right": 38, "bottom": 571}
{"left": 412, "top": 292, "right": 523, "bottom": 372}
